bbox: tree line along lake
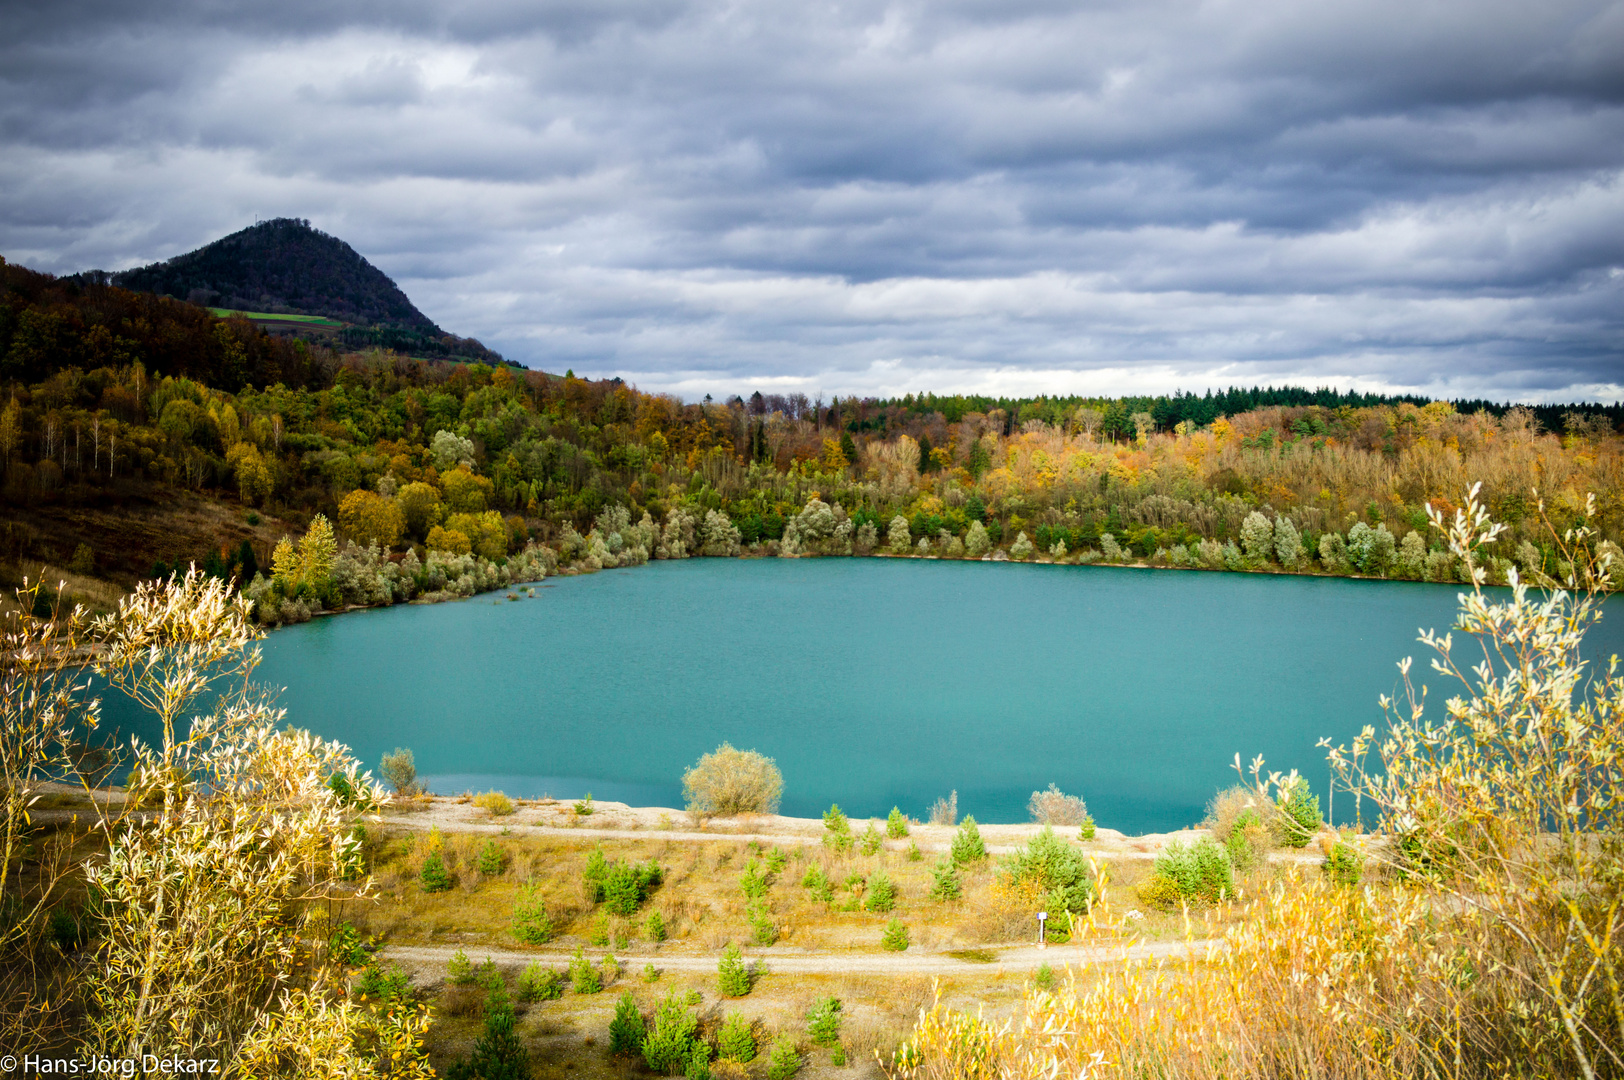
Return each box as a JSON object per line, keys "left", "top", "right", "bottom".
{"left": 109, "top": 557, "right": 1624, "bottom": 834}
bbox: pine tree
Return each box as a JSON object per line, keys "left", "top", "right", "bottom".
{"left": 950, "top": 816, "right": 987, "bottom": 867}
{"left": 716, "top": 1011, "right": 756, "bottom": 1061}
{"left": 420, "top": 851, "right": 451, "bottom": 892}
{"left": 886, "top": 806, "right": 909, "bottom": 838}
{"left": 880, "top": 919, "right": 909, "bottom": 952}
{"left": 766, "top": 1034, "right": 802, "bottom": 1080}
{"left": 642, "top": 992, "right": 701, "bottom": 1074}
{"left": 235, "top": 538, "right": 258, "bottom": 582}
{"left": 448, "top": 986, "right": 529, "bottom": 1080}
{"left": 570, "top": 948, "right": 602, "bottom": 994}
{"left": 609, "top": 992, "right": 646, "bottom": 1056}
{"left": 476, "top": 839, "right": 505, "bottom": 876}
{"left": 838, "top": 431, "right": 857, "bottom": 467}
{"left": 864, "top": 870, "right": 896, "bottom": 912}
{"left": 717, "top": 942, "right": 750, "bottom": 996}
{"left": 806, "top": 996, "right": 842, "bottom": 1046}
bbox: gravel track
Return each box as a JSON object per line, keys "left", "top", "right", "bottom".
{"left": 379, "top": 938, "right": 1218, "bottom": 977}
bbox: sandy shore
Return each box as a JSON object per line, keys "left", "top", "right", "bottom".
{"left": 381, "top": 794, "right": 1331, "bottom": 864}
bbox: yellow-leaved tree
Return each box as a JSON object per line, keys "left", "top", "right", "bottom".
{"left": 27, "top": 569, "right": 431, "bottom": 1076}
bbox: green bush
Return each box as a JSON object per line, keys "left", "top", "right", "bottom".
{"left": 717, "top": 1011, "right": 756, "bottom": 1061}
{"left": 949, "top": 816, "right": 986, "bottom": 867}
{"left": 447, "top": 948, "right": 474, "bottom": 985}
{"left": 767, "top": 1035, "right": 802, "bottom": 1080}
{"left": 604, "top": 858, "right": 664, "bottom": 914}
{"left": 739, "top": 859, "right": 768, "bottom": 898}
{"left": 718, "top": 942, "right": 751, "bottom": 996}
{"left": 751, "top": 908, "right": 778, "bottom": 946}
{"left": 583, "top": 847, "right": 608, "bottom": 901}
{"left": 907, "top": 841, "right": 923, "bottom": 862}
{"left": 420, "top": 851, "right": 451, "bottom": 892}
{"left": 929, "top": 859, "right": 962, "bottom": 901}
{"left": 643, "top": 991, "right": 702, "bottom": 1074}
{"left": 328, "top": 921, "right": 368, "bottom": 966}
{"left": 1152, "top": 837, "right": 1234, "bottom": 903}
{"left": 686, "top": 1045, "right": 713, "bottom": 1080}
{"left": 682, "top": 743, "right": 784, "bottom": 817}
{"left": 473, "top": 789, "right": 515, "bottom": 816}
{"left": 806, "top": 995, "right": 842, "bottom": 1046}
{"left": 859, "top": 821, "right": 884, "bottom": 855}
{"left": 645, "top": 910, "right": 668, "bottom": 941}
{"left": 570, "top": 948, "right": 602, "bottom": 994}
{"left": 589, "top": 912, "right": 610, "bottom": 946}
{"left": 1324, "top": 839, "right": 1364, "bottom": 886}
{"left": 881, "top": 919, "right": 909, "bottom": 951}
{"left": 822, "top": 804, "right": 853, "bottom": 853}
{"left": 511, "top": 885, "right": 555, "bottom": 944}
{"left": 475, "top": 838, "right": 505, "bottom": 876}
{"left": 379, "top": 747, "right": 418, "bottom": 795}
{"left": 644, "top": 963, "right": 660, "bottom": 983}
{"left": 865, "top": 869, "right": 897, "bottom": 912}
{"left": 1136, "top": 873, "right": 1183, "bottom": 910}
{"left": 1275, "top": 775, "right": 1322, "bottom": 848}
{"left": 801, "top": 865, "right": 833, "bottom": 902}
{"left": 1034, "top": 962, "right": 1056, "bottom": 991}
{"left": 574, "top": 792, "right": 595, "bottom": 816}
{"left": 610, "top": 992, "right": 647, "bottom": 1056}
{"left": 999, "top": 826, "right": 1099, "bottom": 914}
{"left": 1077, "top": 816, "right": 1096, "bottom": 841}
{"left": 355, "top": 961, "right": 410, "bottom": 1002}
{"left": 1224, "top": 807, "right": 1270, "bottom": 871}
{"left": 517, "top": 961, "right": 561, "bottom": 1001}
{"left": 476, "top": 957, "right": 502, "bottom": 991}
{"left": 886, "top": 807, "right": 910, "bottom": 838}
{"left": 766, "top": 847, "right": 789, "bottom": 874}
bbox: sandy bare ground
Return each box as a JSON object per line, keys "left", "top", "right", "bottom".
{"left": 28, "top": 789, "right": 1336, "bottom": 864}
{"left": 378, "top": 937, "right": 1219, "bottom": 980}
{"left": 376, "top": 796, "right": 1331, "bottom": 865}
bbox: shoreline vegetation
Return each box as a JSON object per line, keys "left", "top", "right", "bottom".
{"left": 4, "top": 257, "right": 1622, "bottom": 619}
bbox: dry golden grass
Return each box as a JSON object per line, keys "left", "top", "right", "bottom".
{"left": 15, "top": 560, "right": 127, "bottom": 613}
{"left": 338, "top": 819, "right": 1289, "bottom": 1079}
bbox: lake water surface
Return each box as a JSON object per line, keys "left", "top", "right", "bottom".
{"left": 111, "top": 558, "right": 1624, "bottom": 834}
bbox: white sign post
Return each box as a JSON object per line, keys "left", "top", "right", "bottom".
{"left": 1037, "top": 910, "right": 1047, "bottom": 949}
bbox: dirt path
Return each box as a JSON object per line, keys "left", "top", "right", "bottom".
{"left": 379, "top": 938, "right": 1218, "bottom": 978}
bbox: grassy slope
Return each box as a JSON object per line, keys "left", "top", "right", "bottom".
{"left": 0, "top": 483, "right": 297, "bottom": 617}
{"left": 208, "top": 308, "right": 346, "bottom": 326}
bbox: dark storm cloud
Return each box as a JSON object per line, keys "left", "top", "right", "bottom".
{"left": 1, "top": 0, "right": 1621, "bottom": 399}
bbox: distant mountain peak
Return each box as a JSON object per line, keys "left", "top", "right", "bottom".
{"left": 111, "top": 218, "right": 443, "bottom": 333}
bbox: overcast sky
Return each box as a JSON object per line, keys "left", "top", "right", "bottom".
{"left": 2, "top": 0, "right": 1622, "bottom": 402}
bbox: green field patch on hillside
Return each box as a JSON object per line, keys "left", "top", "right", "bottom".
{"left": 209, "top": 308, "right": 345, "bottom": 326}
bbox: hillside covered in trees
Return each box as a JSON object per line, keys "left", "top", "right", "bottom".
{"left": 2, "top": 251, "right": 1621, "bottom": 618}
{"left": 66, "top": 219, "right": 505, "bottom": 364}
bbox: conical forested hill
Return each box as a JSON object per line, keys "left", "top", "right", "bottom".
{"left": 109, "top": 218, "right": 442, "bottom": 332}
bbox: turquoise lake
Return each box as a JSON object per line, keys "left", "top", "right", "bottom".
{"left": 105, "top": 558, "right": 1624, "bottom": 834}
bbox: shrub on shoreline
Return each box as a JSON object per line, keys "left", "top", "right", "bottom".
{"left": 1028, "top": 783, "right": 1089, "bottom": 826}
{"left": 683, "top": 744, "right": 784, "bottom": 817}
